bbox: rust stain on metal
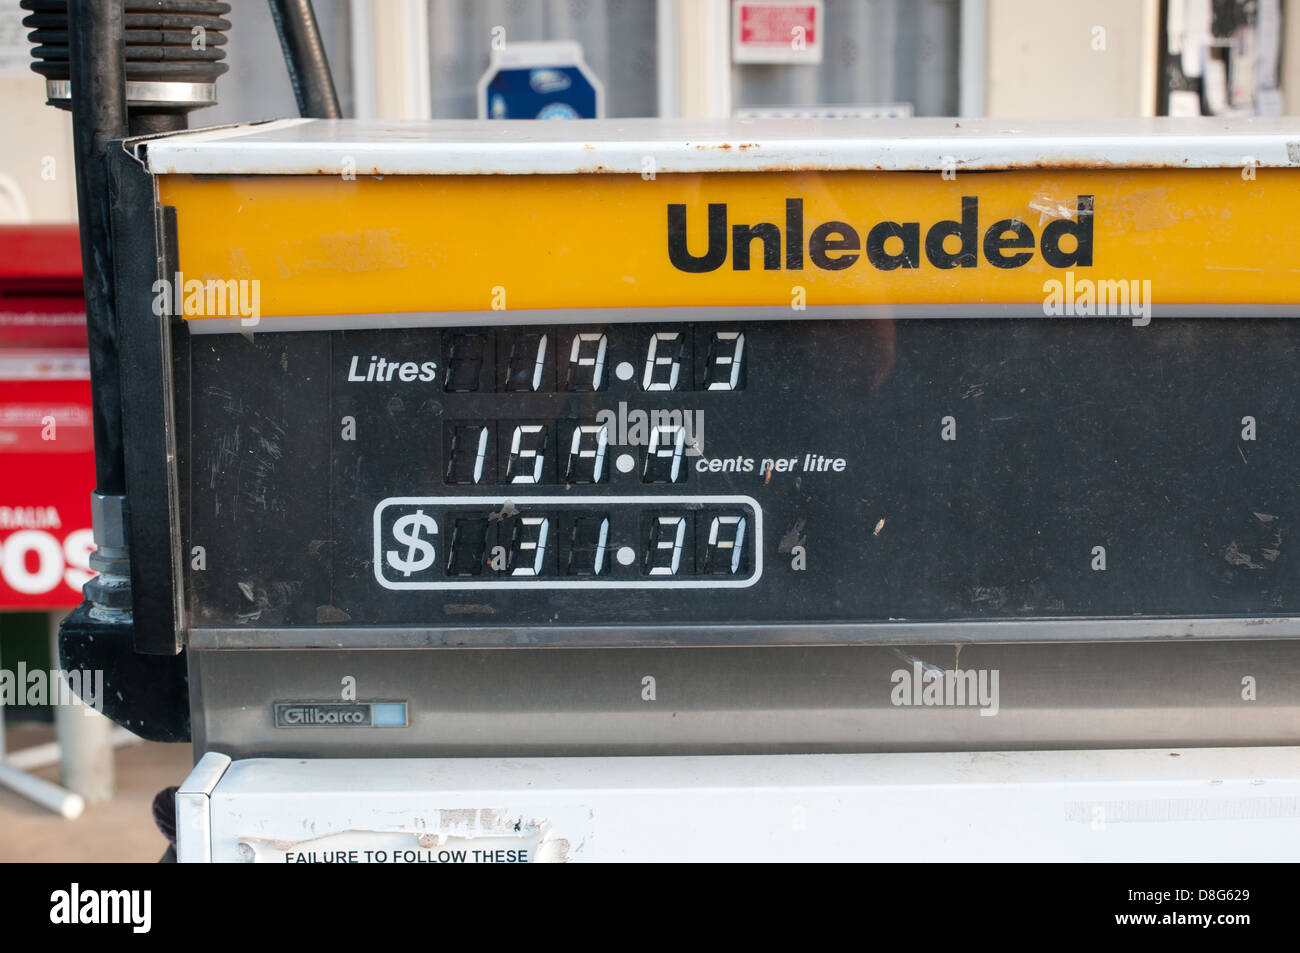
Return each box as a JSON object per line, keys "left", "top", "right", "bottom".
{"left": 215, "top": 154, "right": 1298, "bottom": 178}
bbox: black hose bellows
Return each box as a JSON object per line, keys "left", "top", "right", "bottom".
{"left": 22, "top": 0, "right": 231, "bottom": 113}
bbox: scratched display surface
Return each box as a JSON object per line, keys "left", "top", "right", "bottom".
{"left": 181, "top": 319, "right": 1299, "bottom": 632}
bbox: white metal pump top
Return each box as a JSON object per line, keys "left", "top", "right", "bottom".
{"left": 137, "top": 116, "right": 1300, "bottom": 176}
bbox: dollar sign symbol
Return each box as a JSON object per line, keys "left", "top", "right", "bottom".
{"left": 387, "top": 510, "right": 438, "bottom": 577}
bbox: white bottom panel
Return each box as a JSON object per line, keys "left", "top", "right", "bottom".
{"left": 178, "top": 747, "right": 1300, "bottom": 862}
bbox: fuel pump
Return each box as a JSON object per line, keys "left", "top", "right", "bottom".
{"left": 116, "top": 116, "right": 1300, "bottom": 861}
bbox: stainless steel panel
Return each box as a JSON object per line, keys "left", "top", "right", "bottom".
{"left": 190, "top": 639, "right": 1300, "bottom": 758}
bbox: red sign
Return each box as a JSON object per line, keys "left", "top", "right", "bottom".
{"left": 0, "top": 225, "right": 95, "bottom": 610}
{"left": 739, "top": 4, "right": 816, "bottom": 43}
{"left": 733, "top": 1, "right": 822, "bottom": 64}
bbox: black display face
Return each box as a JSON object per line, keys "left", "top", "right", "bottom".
{"left": 181, "top": 318, "right": 1299, "bottom": 636}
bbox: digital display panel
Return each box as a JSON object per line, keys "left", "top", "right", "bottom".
{"left": 373, "top": 496, "right": 759, "bottom": 589}
{"left": 181, "top": 318, "right": 1299, "bottom": 636}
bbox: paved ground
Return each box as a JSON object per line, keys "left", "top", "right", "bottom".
{"left": 0, "top": 723, "right": 193, "bottom": 862}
